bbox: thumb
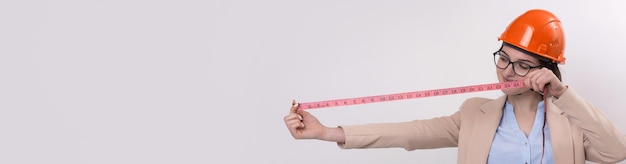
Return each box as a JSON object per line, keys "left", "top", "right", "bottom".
{"left": 290, "top": 99, "right": 299, "bottom": 114}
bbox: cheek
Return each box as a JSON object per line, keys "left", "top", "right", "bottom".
{"left": 496, "top": 69, "right": 502, "bottom": 75}
{"left": 495, "top": 69, "right": 505, "bottom": 80}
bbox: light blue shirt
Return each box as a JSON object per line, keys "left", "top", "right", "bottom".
{"left": 487, "top": 101, "right": 554, "bottom": 164}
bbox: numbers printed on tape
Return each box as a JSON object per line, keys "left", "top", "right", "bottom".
{"left": 298, "top": 81, "right": 525, "bottom": 110}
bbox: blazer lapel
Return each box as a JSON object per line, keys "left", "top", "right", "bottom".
{"left": 468, "top": 96, "right": 507, "bottom": 163}
{"left": 545, "top": 97, "right": 574, "bottom": 164}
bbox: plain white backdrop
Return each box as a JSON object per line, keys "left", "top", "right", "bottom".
{"left": 1, "top": 0, "right": 625, "bottom": 164}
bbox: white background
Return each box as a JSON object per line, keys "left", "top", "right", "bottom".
{"left": 1, "top": 0, "right": 625, "bottom": 164}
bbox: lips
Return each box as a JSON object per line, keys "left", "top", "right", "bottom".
{"left": 503, "top": 78, "right": 517, "bottom": 82}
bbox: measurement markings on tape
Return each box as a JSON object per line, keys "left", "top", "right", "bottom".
{"left": 298, "top": 81, "right": 525, "bottom": 110}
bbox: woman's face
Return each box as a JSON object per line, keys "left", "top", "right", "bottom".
{"left": 496, "top": 45, "right": 542, "bottom": 95}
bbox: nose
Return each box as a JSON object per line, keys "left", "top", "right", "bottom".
{"left": 502, "top": 64, "right": 517, "bottom": 77}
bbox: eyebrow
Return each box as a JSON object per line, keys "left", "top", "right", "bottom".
{"left": 500, "top": 50, "right": 538, "bottom": 65}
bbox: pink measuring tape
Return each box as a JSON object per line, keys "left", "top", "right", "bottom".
{"left": 298, "top": 81, "right": 526, "bottom": 110}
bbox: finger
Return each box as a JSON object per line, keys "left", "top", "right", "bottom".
{"left": 536, "top": 69, "right": 554, "bottom": 92}
{"left": 534, "top": 75, "right": 544, "bottom": 92}
{"left": 283, "top": 113, "right": 301, "bottom": 122}
{"left": 535, "top": 78, "right": 545, "bottom": 92}
{"left": 284, "top": 113, "right": 302, "bottom": 123}
{"left": 285, "top": 113, "right": 302, "bottom": 121}
{"left": 529, "top": 70, "right": 543, "bottom": 92}
{"left": 524, "top": 77, "right": 532, "bottom": 90}
{"left": 286, "top": 119, "right": 304, "bottom": 129}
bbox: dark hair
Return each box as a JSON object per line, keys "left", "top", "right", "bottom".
{"left": 501, "top": 42, "right": 562, "bottom": 81}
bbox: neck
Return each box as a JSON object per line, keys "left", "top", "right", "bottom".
{"left": 507, "top": 90, "right": 544, "bottom": 113}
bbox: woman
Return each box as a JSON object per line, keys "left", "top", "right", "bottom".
{"left": 283, "top": 9, "right": 626, "bottom": 164}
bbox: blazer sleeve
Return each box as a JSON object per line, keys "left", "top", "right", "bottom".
{"left": 553, "top": 88, "right": 626, "bottom": 163}
{"left": 338, "top": 111, "right": 461, "bottom": 151}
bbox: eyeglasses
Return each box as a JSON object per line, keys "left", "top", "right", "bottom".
{"left": 493, "top": 50, "right": 543, "bottom": 77}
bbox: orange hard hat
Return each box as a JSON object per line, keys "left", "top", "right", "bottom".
{"left": 498, "top": 9, "right": 566, "bottom": 64}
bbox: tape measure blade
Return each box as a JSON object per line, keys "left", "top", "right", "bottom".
{"left": 298, "top": 81, "right": 525, "bottom": 110}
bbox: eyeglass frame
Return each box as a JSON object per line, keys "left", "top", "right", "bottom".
{"left": 492, "top": 50, "right": 543, "bottom": 77}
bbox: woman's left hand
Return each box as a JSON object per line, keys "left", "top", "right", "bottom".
{"left": 525, "top": 67, "right": 568, "bottom": 98}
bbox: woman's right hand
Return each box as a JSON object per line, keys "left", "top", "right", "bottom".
{"left": 284, "top": 100, "right": 326, "bottom": 139}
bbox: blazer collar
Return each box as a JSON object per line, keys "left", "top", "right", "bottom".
{"left": 478, "top": 96, "right": 573, "bottom": 163}
{"left": 480, "top": 96, "right": 565, "bottom": 115}
{"left": 480, "top": 95, "right": 507, "bottom": 113}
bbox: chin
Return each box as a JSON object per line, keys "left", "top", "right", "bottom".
{"left": 500, "top": 88, "right": 527, "bottom": 95}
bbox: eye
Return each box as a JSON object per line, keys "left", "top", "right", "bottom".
{"left": 499, "top": 56, "right": 509, "bottom": 62}
{"left": 517, "top": 63, "right": 531, "bottom": 70}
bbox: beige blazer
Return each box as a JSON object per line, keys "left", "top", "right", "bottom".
{"left": 339, "top": 88, "right": 626, "bottom": 164}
